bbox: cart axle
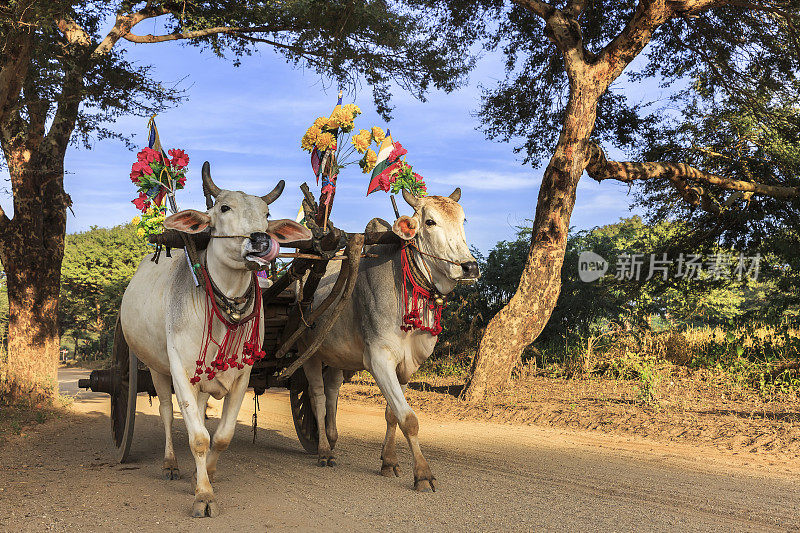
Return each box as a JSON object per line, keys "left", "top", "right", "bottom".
{"left": 78, "top": 368, "right": 156, "bottom": 396}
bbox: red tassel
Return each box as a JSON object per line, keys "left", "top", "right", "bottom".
{"left": 191, "top": 270, "right": 263, "bottom": 384}
{"left": 400, "top": 246, "right": 444, "bottom": 336}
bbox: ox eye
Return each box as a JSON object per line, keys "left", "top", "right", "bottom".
{"left": 220, "top": 205, "right": 231, "bottom": 213}
{"left": 425, "top": 219, "right": 436, "bottom": 227}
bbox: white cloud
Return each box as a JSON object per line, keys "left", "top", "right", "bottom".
{"left": 427, "top": 169, "right": 540, "bottom": 190}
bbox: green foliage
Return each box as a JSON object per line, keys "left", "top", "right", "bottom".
{"left": 389, "top": 163, "right": 427, "bottom": 197}
{"left": 442, "top": 217, "right": 780, "bottom": 347}
{"left": 437, "top": 215, "right": 799, "bottom": 381}
{"left": 1, "top": 1, "right": 476, "bottom": 157}
{"left": 59, "top": 223, "right": 150, "bottom": 359}
{"left": 410, "top": 2, "right": 800, "bottom": 168}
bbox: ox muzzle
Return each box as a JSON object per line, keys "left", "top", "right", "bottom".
{"left": 460, "top": 261, "right": 480, "bottom": 280}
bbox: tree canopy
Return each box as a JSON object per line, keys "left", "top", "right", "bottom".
{"left": 1, "top": 0, "right": 475, "bottom": 154}
{"left": 59, "top": 223, "right": 150, "bottom": 354}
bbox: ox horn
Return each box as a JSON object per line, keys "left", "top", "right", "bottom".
{"left": 449, "top": 187, "right": 461, "bottom": 202}
{"left": 262, "top": 180, "right": 285, "bottom": 205}
{"left": 402, "top": 188, "right": 420, "bottom": 209}
{"left": 202, "top": 161, "right": 221, "bottom": 199}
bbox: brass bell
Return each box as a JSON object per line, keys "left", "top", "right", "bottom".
{"left": 230, "top": 311, "right": 241, "bottom": 322}
{"left": 434, "top": 297, "right": 444, "bottom": 306}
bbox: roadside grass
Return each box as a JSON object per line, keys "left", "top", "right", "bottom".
{"left": 0, "top": 385, "right": 69, "bottom": 445}
{"left": 417, "top": 322, "right": 800, "bottom": 403}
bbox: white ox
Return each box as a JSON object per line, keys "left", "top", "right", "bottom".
{"left": 301, "top": 188, "right": 479, "bottom": 491}
{"left": 120, "top": 163, "right": 311, "bottom": 517}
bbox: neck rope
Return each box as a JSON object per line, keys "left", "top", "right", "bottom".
{"left": 190, "top": 264, "right": 265, "bottom": 384}
{"left": 400, "top": 241, "right": 447, "bottom": 336}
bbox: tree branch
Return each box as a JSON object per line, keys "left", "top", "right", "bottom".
{"left": 564, "top": 0, "right": 589, "bottom": 18}
{"left": 121, "top": 24, "right": 284, "bottom": 44}
{"left": 55, "top": 17, "right": 91, "bottom": 47}
{"left": 0, "top": 28, "right": 31, "bottom": 126}
{"left": 512, "top": 0, "right": 591, "bottom": 74}
{"left": 585, "top": 142, "right": 800, "bottom": 214}
{"left": 1, "top": 1, "right": 37, "bottom": 124}
{"left": 510, "top": 0, "right": 555, "bottom": 19}
{"left": 593, "top": 0, "right": 671, "bottom": 84}
{"left": 94, "top": 5, "right": 172, "bottom": 55}
{"left": 234, "top": 35, "right": 327, "bottom": 58}
{"left": 0, "top": 202, "right": 10, "bottom": 232}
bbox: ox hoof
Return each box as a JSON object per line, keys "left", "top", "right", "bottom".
{"left": 191, "top": 494, "right": 219, "bottom": 518}
{"left": 162, "top": 467, "right": 180, "bottom": 480}
{"left": 381, "top": 464, "right": 401, "bottom": 478}
{"left": 413, "top": 476, "right": 436, "bottom": 493}
{"left": 317, "top": 457, "right": 336, "bottom": 467}
{"left": 317, "top": 452, "right": 336, "bottom": 467}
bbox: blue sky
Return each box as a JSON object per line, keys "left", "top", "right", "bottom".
{"left": 5, "top": 37, "right": 649, "bottom": 253}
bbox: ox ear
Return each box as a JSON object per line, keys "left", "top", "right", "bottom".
{"left": 268, "top": 219, "right": 313, "bottom": 243}
{"left": 164, "top": 209, "right": 211, "bottom": 234}
{"left": 392, "top": 215, "right": 418, "bottom": 241}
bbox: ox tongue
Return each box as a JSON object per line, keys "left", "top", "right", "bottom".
{"left": 247, "top": 237, "right": 279, "bottom": 264}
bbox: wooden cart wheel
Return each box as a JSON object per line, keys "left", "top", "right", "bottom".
{"left": 110, "top": 317, "right": 137, "bottom": 463}
{"left": 289, "top": 369, "right": 319, "bottom": 454}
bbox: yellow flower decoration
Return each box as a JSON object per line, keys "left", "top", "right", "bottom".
{"left": 336, "top": 107, "right": 358, "bottom": 131}
{"left": 371, "top": 127, "right": 385, "bottom": 145}
{"left": 316, "top": 132, "right": 336, "bottom": 151}
{"left": 136, "top": 227, "right": 146, "bottom": 238}
{"left": 301, "top": 126, "right": 322, "bottom": 152}
{"left": 342, "top": 103, "right": 361, "bottom": 118}
{"left": 131, "top": 216, "right": 141, "bottom": 225}
{"left": 313, "top": 117, "right": 328, "bottom": 129}
{"left": 362, "top": 149, "right": 378, "bottom": 173}
{"left": 352, "top": 129, "right": 371, "bottom": 153}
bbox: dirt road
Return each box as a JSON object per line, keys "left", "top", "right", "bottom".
{"left": 1, "top": 368, "right": 799, "bottom": 531}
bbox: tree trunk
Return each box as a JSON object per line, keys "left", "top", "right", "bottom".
{"left": 0, "top": 150, "right": 68, "bottom": 402}
{"left": 464, "top": 85, "right": 600, "bottom": 401}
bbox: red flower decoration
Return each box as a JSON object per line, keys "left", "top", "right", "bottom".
{"left": 168, "top": 148, "right": 189, "bottom": 168}
{"left": 388, "top": 142, "right": 407, "bottom": 161}
{"left": 132, "top": 192, "right": 148, "bottom": 212}
{"left": 137, "top": 147, "right": 162, "bottom": 164}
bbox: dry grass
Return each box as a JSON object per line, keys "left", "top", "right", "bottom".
{"left": 0, "top": 379, "right": 69, "bottom": 445}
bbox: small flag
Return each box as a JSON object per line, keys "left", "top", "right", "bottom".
{"left": 372, "top": 129, "right": 394, "bottom": 176}
{"left": 147, "top": 115, "right": 165, "bottom": 155}
{"left": 311, "top": 147, "right": 323, "bottom": 179}
{"left": 331, "top": 91, "right": 343, "bottom": 115}
{"left": 146, "top": 115, "right": 178, "bottom": 213}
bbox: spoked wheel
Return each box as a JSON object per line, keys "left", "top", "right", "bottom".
{"left": 110, "top": 316, "right": 137, "bottom": 463}
{"left": 289, "top": 369, "right": 319, "bottom": 454}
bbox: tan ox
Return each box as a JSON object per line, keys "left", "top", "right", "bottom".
{"left": 301, "top": 189, "right": 479, "bottom": 491}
